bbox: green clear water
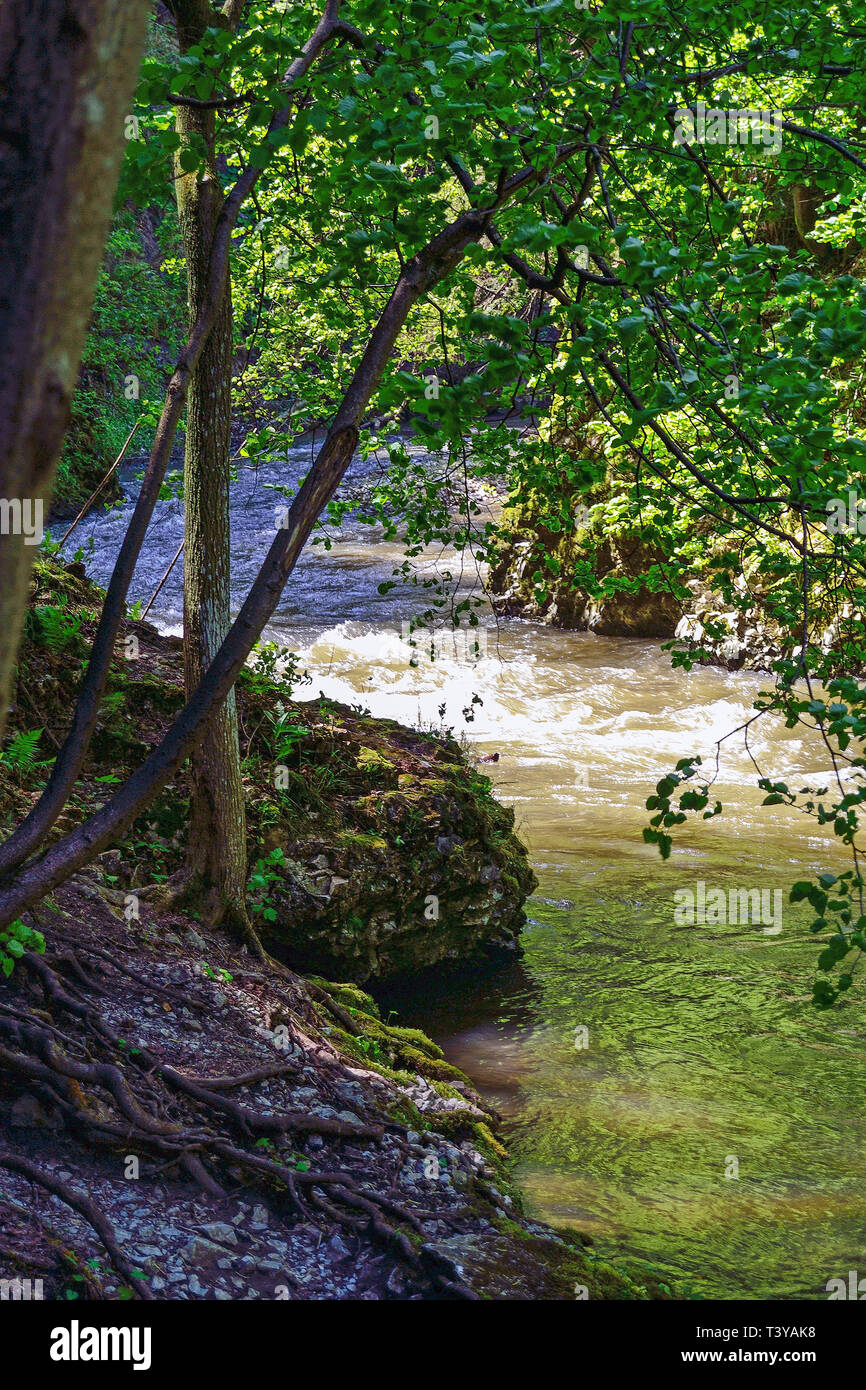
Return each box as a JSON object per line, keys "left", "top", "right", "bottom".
{"left": 502, "top": 848, "right": 866, "bottom": 1299}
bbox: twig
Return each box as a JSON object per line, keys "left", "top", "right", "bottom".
{"left": 57, "top": 422, "right": 141, "bottom": 550}
{"left": 141, "top": 538, "right": 185, "bottom": 621}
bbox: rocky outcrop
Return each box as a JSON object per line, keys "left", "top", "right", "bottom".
{"left": 489, "top": 509, "right": 681, "bottom": 638}
{"left": 671, "top": 576, "right": 858, "bottom": 673}
{"left": 254, "top": 721, "right": 537, "bottom": 982}
{"left": 488, "top": 489, "right": 850, "bottom": 673}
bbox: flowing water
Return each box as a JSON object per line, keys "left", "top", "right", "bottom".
{"left": 67, "top": 440, "right": 865, "bottom": 1299}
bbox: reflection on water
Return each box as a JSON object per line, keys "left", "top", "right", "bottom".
{"left": 69, "top": 443, "right": 864, "bottom": 1299}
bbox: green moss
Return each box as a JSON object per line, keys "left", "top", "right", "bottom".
{"left": 307, "top": 977, "right": 381, "bottom": 1020}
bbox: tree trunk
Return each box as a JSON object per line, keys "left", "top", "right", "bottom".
{"left": 0, "top": 0, "right": 150, "bottom": 740}
{"left": 173, "top": 5, "right": 248, "bottom": 923}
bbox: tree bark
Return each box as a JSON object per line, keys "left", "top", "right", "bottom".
{"left": 0, "top": 0, "right": 151, "bottom": 740}
{"left": 173, "top": 0, "right": 248, "bottom": 923}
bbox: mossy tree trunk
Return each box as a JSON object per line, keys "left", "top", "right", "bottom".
{"left": 172, "top": 0, "right": 248, "bottom": 925}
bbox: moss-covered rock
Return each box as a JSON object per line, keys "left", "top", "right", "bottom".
{"left": 245, "top": 708, "right": 537, "bottom": 981}
{"left": 3, "top": 559, "right": 537, "bottom": 987}
{"left": 491, "top": 522, "right": 681, "bottom": 636}
{"left": 488, "top": 463, "right": 682, "bottom": 638}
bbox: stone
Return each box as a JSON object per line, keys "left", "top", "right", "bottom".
{"left": 201, "top": 1222, "right": 238, "bottom": 1247}
{"left": 10, "top": 1095, "right": 59, "bottom": 1128}
{"left": 250, "top": 1205, "right": 269, "bottom": 1230}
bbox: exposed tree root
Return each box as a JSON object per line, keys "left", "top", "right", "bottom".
{"left": 0, "top": 1241, "right": 56, "bottom": 1274}
{"left": 305, "top": 981, "right": 363, "bottom": 1036}
{"left": 143, "top": 869, "right": 273, "bottom": 968}
{"left": 75, "top": 943, "right": 211, "bottom": 1014}
{"left": 0, "top": 1151, "right": 155, "bottom": 1300}
{"left": 0, "top": 935, "right": 479, "bottom": 1300}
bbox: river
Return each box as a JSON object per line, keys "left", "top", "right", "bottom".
{"left": 64, "top": 438, "right": 865, "bottom": 1300}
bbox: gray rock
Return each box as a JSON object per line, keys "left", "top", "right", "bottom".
{"left": 10, "top": 1095, "right": 60, "bottom": 1128}
{"left": 201, "top": 1222, "right": 238, "bottom": 1247}
{"left": 250, "top": 1204, "right": 269, "bottom": 1230}
{"left": 184, "top": 1237, "right": 232, "bottom": 1262}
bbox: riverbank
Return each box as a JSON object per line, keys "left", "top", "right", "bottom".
{"left": 0, "top": 559, "right": 669, "bottom": 1300}
{"left": 27, "top": 456, "right": 865, "bottom": 1300}
{"left": 0, "top": 875, "right": 660, "bottom": 1300}
{"left": 488, "top": 496, "right": 855, "bottom": 675}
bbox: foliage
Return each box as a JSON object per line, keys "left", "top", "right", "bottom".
{"left": 31, "top": 605, "right": 84, "bottom": 651}
{"left": 56, "top": 203, "right": 186, "bottom": 509}
{"left": 243, "top": 642, "right": 311, "bottom": 698}
{"left": 0, "top": 729, "right": 47, "bottom": 784}
{"left": 0, "top": 918, "right": 45, "bottom": 977}
{"left": 247, "top": 847, "right": 287, "bottom": 923}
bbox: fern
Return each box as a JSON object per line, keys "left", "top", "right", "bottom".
{"left": 1, "top": 727, "right": 44, "bottom": 777}
{"left": 34, "top": 604, "right": 83, "bottom": 650}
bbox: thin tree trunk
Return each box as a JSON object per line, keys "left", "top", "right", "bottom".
{"left": 0, "top": 0, "right": 151, "bottom": 741}
{"left": 0, "top": 200, "right": 501, "bottom": 932}
{"left": 173, "top": 1, "right": 247, "bottom": 923}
